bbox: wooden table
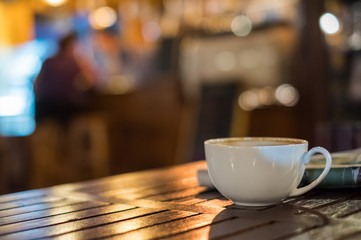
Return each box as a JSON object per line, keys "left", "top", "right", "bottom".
{"left": 1, "top": 161, "right": 361, "bottom": 240}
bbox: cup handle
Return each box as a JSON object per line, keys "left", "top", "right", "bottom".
{"left": 289, "top": 147, "right": 332, "bottom": 197}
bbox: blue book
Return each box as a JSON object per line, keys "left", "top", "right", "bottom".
{"left": 301, "top": 148, "right": 361, "bottom": 188}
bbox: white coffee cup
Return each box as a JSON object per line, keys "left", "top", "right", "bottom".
{"left": 204, "top": 137, "right": 332, "bottom": 206}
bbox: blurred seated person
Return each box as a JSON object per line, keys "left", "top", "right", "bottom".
{"left": 34, "top": 33, "right": 94, "bottom": 125}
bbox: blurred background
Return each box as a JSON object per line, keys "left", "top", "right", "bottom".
{"left": 1, "top": 0, "right": 361, "bottom": 194}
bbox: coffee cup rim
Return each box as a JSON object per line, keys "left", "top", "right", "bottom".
{"left": 204, "top": 137, "right": 308, "bottom": 147}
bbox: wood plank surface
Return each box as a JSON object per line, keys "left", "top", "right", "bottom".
{"left": 0, "top": 201, "right": 107, "bottom": 226}
{"left": 0, "top": 198, "right": 82, "bottom": 218}
{"left": 0, "top": 160, "right": 360, "bottom": 239}
{"left": 0, "top": 203, "right": 131, "bottom": 236}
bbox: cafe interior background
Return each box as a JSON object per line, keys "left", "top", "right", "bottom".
{"left": 0, "top": 0, "right": 361, "bottom": 194}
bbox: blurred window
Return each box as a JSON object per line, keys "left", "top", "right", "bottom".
{"left": 0, "top": 40, "right": 54, "bottom": 136}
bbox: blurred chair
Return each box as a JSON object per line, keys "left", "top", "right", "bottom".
{"left": 68, "top": 113, "right": 110, "bottom": 179}
{"left": 190, "top": 82, "right": 239, "bottom": 161}
{"left": 30, "top": 120, "right": 66, "bottom": 187}
{"left": 0, "top": 137, "right": 30, "bottom": 194}
{"left": 30, "top": 113, "right": 110, "bottom": 188}
{"left": 174, "top": 79, "right": 245, "bottom": 163}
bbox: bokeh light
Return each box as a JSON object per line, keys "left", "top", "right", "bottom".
{"left": 43, "top": 0, "right": 67, "bottom": 7}
{"left": 275, "top": 84, "right": 299, "bottom": 106}
{"left": 238, "top": 84, "right": 299, "bottom": 111}
{"left": 259, "top": 87, "right": 275, "bottom": 106}
{"left": 319, "top": 13, "right": 340, "bottom": 35}
{"left": 231, "top": 15, "right": 252, "bottom": 37}
{"left": 238, "top": 89, "right": 260, "bottom": 111}
{"left": 142, "top": 21, "right": 162, "bottom": 42}
{"left": 349, "top": 33, "right": 361, "bottom": 50}
{"left": 89, "top": 7, "right": 117, "bottom": 30}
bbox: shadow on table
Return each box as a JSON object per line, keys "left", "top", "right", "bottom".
{"left": 208, "top": 203, "right": 328, "bottom": 239}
